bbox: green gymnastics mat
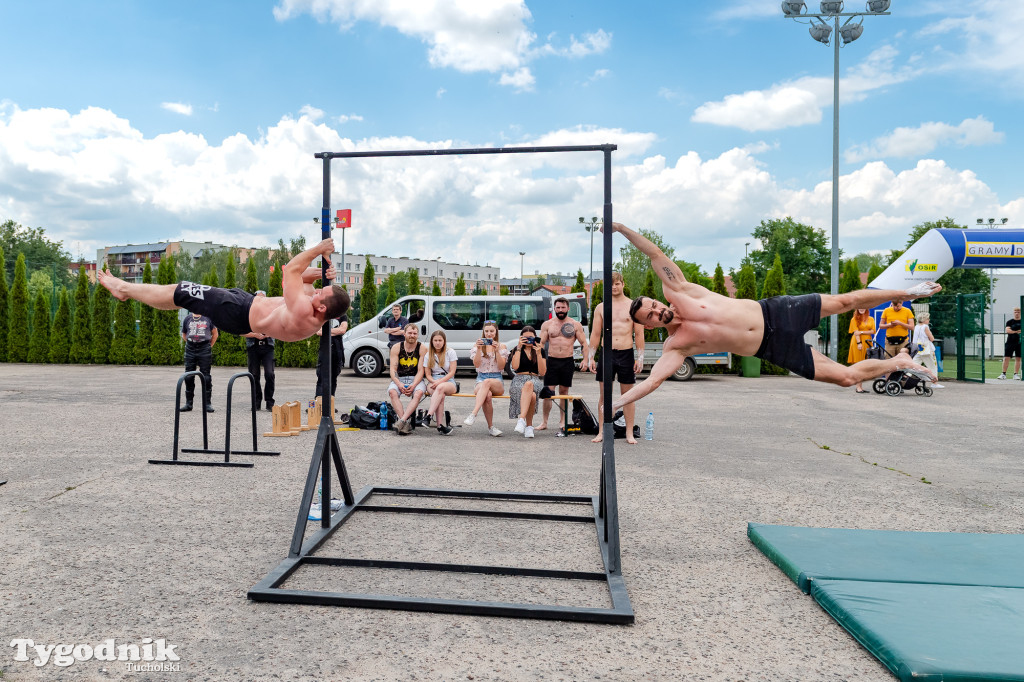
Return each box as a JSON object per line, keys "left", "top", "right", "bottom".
{"left": 749, "top": 524, "right": 1024, "bottom": 682}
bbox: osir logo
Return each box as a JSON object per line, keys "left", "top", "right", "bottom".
{"left": 905, "top": 260, "right": 937, "bottom": 273}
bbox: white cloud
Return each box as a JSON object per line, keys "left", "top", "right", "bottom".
{"left": 693, "top": 45, "right": 919, "bottom": 131}
{"left": 436, "top": 88, "right": 446, "bottom": 98}
{"left": 273, "top": 0, "right": 609, "bottom": 90}
{"left": 161, "top": 102, "right": 193, "bottom": 116}
{"left": 845, "top": 116, "right": 1004, "bottom": 162}
{"left": 337, "top": 113, "right": 364, "bottom": 124}
{"left": 584, "top": 68, "right": 610, "bottom": 86}
{"left": 918, "top": 0, "right": 1024, "bottom": 86}
{"left": 711, "top": 0, "right": 784, "bottom": 21}
{"left": 299, "top": 105, "right": 324, "bottom": 121}
{"left": 1, "top": 104, "right": 1020, "bottom": 276}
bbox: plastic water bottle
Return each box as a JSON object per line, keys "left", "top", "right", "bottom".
{"left": 379, "top": 403, "right": 388, "bottom": 430}
{"left": 644, "top": 412, "right": 654, "bottom": 441}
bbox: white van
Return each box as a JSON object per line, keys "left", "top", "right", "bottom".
{"left": 343, "top": 293, "right": 589, "bottom": 378}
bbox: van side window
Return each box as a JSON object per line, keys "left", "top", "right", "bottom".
{"left": 569, "top": 301, "right": 588, "bottom": 326}
{"left": 433, "top": 301, "right": 485, "bottom": 330}
{"left": 486, "top": 301, "right": 543, "bottom": 331}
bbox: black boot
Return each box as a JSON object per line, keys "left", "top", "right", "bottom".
{"left": 180, "top": 401, "right": 193, "bottom": 412}
{"left": 204, "top": 404, "right": 215, "bottom": 413}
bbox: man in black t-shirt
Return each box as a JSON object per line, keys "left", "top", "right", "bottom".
{"left": 243, "top": 291, "right": 276, "bottom": 411}
{"left": 999, "top": 307, "right": 1021, "bottom": 380}
{"left": 180, "top": 313, "right": 218, "bottom": 412}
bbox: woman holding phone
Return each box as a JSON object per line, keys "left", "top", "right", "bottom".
{"left": 508, "top": 326, "right": 546, "bottom": 438}
{"left": 464, "top": 320, "right": 508, "bottom": 436}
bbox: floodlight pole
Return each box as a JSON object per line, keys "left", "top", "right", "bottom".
{"left": 784, "top": 5, "right": 891, "bottom": 360}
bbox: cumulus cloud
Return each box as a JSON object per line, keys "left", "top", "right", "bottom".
{"left": 0, "top": 104, "right": 1020, "bottom": 275}
{"left": 693, "top": 45, "right": 919, "bottom": 131}
{"left": 918, "top": 0, "right": 1024, "bottom": 86}
{"left": 845, "top": 116, "right": 1004, "bottom": 162}
{"left": 584, "top": 68, "right": 610, "bottom": 86}
{"left": 336, "top": 113, "right": 364, "bottom": 124}
{"left": 272, "top": 0, "right": 609, "bottom": 90}
{"left": 161, "top": 102, "right": 193, "bottom": 116}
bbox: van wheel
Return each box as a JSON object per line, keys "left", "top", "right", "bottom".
{"left": 670, "top": 357, "right": 696, "bottom": 381}
{"left": 351, "top": 349, "right": 384, "bottom": 378}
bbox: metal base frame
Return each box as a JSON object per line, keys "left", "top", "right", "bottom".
{"left": 250, "top": 143, "right": 632, "bottom": 623}
{"left": 151, "top": 371, "right": 279, "bottom": 467}
{"left": 248, "top": 485, "right": 634, "bottom": 623}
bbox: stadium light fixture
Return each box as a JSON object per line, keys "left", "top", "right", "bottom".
{"left": 820, "top": 1, "right": 844, "bottom": 14}
{"left": 840, "top": 20, "right": 864, "bottom": 45}
{"left": 782, "top": 1, "right": 807, "bottom": 16}
{"left": 810, "top": 21, "right": 833, "bottom": 44}
{"left": 866, "top": 0, "right": 890, "bottom": 12}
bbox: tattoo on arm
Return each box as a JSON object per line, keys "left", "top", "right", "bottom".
{"left": 662, "top": 267, "right": 676, "bottom": 281}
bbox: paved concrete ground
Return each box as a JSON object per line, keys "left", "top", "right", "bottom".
{"left": 1, "top": 363, "right": 1022, "bottom": 681}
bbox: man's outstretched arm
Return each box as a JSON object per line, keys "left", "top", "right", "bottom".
{"left": 611, "top": 223, "right": 687, "bottom": 292}
{"left": 612, "top": 348, "right": 685, "bottom": 411}
{"left": 282, "top": 239, "right": 334, "bottom": 309}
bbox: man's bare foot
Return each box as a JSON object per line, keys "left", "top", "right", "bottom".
{"left": 96, "top": 269, "right": 130, "bottom": 301}
{"left": 893, "top": 355, "right": 938, "bottom": 382}
{"left": 626, "top": 436, "right": 638, "bottom": 444}
{"left": 536, "top": 422, "right": 548, "bottom": 431}
{"left": 906, "top": 281, "right": 942, "bottom": 298}
{"left": 591, "top": 433, "right": 603, "bottom": 443}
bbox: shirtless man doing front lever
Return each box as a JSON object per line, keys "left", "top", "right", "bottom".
{"left": 607, "top": 222, "right": 940, "bottom": 413}
{"left": 98, "top": 239, "right": 349, "bottom": 342}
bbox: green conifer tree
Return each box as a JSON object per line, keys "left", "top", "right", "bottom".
{"left": 589, "top": 280, "right": 603, "bottom": 323}
{"left": 70, "top": 266, "right": 92, "bottom": 363}
{"left": 408, "top": 267, "right": 421, "bottom": 296}
{"left": 712, "top": 264, "right": 728, "bottom": 296}
{"left": 91, "top": 265, "right": 113, "bottom": 363}
{"left": 431, "top": 280, "right": 442, "bottom": 296}
{"left": 572, "top": 270, "right": 586, "bottom": 294}
{"left": 454, "top": 274, "right": 466, "bottom": 295}
{"left": 244, "top": 257, "right": 258, "bottom": 293}
{"left": 212, "top": 254, "right": 246, "bottom": 366}
{"left": 359, "top": 256, "right": 377, "bottom": 323}
{"left": 867, "top": 262, "right": 884, "bottom": 285}
{"left": 49, "top": 287, "right": 71, "bottom": 364}
{"left": 0, "top": 246, "right": 9, "bottom": 361}
{"left": 150, "top": 255, "right": 181, "bottom": 364}
{"left": 7, "top": 253, "right": 30, "bottom": 362}
{"left": 838, "top": 258, "right": 865, "bottom": 365}
{"left": 268, "top": 257, "right": 287, "bottom": 365}
{"left": 28, "top": 289, "right": 50, "bottom": 363}
{"left": 110, "top": 295, "right": 137, "bottom": 364}
{"left": 732, "top": 263, "right": 758, "bottom": 373}
{"left": 385, "top": 277, "right": 398, "bottom": 307}
{"left": 134, "top": 258, "right": 154, "bottom": 364}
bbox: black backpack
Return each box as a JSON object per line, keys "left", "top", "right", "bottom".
{"left": 612, "top": 410, "right": 642, "bottom": 440}
{"left": 571, "top": 399, "right": 599, "bottom": 435}
{"left": 348, "top": 405, "right": 380, "bottom": 430}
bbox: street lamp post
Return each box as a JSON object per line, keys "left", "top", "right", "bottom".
{"left": 519, "top": 251, "right": 526, "bottom": 294}
{"left": 580, "top": 216, "right": 601, "bottom": 289}
{"left": 782, "top": 0, "right": 891, "bottom": 360}
{"left": 745, "top": 242, "right": 750, "bottom": 261}
{"left": 977, "top": 217, "right": 1010, "bottom": 357}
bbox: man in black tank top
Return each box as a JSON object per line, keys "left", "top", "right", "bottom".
{"left": 388, "top": 324, "right": 428, "bottom": 435}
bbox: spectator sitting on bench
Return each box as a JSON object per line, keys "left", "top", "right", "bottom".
{"left": 424, "top": 330, "right": 457, "bottom": 435}
{"left": 464, "top": 320, "right": 508, "bottom": 437}
{"left": 388, "top": 323, "right": 428, "bottom": 435}
{"left": 509, "top": 326, "right": 546, "bottom": 438}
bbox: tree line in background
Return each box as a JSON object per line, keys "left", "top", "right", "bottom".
{"left": 0, "top": 217, "right": 992, "bottom": 368}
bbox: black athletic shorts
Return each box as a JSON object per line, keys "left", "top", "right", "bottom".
{"left": 544, "top": 356, "right": 576, "bottom": 388}
{"left": 173, "top": 282, "right": 254, "bottom": 336}
{"left": 1005, "top": 341, "right": 1022, "bottom": 358}
{"left": 754, "top": 294, "right": 821, "bottom": 380}
{"left": 595, "top": 348, "right": 636, "bottom": 384}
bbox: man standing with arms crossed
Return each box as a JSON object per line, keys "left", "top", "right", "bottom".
{"left": 538, "top": 297, "right": 589, "bottom": 433}
{"left": 243, "top": 291, "right": 276, "bottom": 412}
{"left": 587, "top": 272, "right": 644, "bottom": 444}
{"left": 181, "top": 312, "right": 218, "bottom": 413}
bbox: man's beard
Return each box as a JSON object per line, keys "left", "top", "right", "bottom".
{"left": 555, "top": 311, "right": 568, "bottom": 320}
{"left": 659, "top": 308, "right": 674, "bottom": 324}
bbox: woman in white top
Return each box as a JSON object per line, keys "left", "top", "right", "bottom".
{"left": 464, "top": 321, "right": 508, "bottom": 436}
{"left": 424, "top": 330, "right": 457, "bottom": 435}
{"left": 912, "top": 312, "right": 942, "bottom": 388}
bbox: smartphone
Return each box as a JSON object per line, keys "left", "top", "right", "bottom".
{"left": 480, "top": 338, "right": 493, "bottom": 345}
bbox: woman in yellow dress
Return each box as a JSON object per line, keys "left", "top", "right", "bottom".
{"left": 847, "top": 308, "right": 876, "bottom": 393}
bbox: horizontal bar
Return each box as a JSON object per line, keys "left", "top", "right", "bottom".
{"left": 368, "top": 486, "right": 595, "bottom": 505}
{"left": 181, "top": 448, "right": 280, "bottom": 457}
{"left": 246, "top": 588, "right": 633, "bottom": 624}
{"left": 304, "top": 556, "right": 608, "bottom": 581}
{"left": 315, "top": 144, "right": 615, "bottom": 160}
{"left": 357, "top": 505, "right": 594, "bottom": 523}
{"left": 148, "top": 459, "right": 253, "bottom": 468}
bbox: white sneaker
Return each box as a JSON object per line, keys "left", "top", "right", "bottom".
{"left": 1015, "top": 374, "right": 1021, "bottom": 380}
{"left": 488, "top": 426, "right": 503, "bottom": 437}
{"left": 514, "top": 418, "right": 527, "bottom": 434}
{"left": 307, "top": 503, "right": 322, "bottom": 521}
{"left": 524, "top": 426, "right": 535, "bottom": 438}
{"left": 998, "top": 373, "right": 1007, "bottom": 380}
{"left": 464, "top": 413, "right": 475, "bottom": 426}
{"left": 932, "top": 383, "right": 944, "bottom": 388}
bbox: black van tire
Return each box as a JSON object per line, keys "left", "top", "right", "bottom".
{"left": 351, "top": 348, "right": 384, "bottom": 378}
{"left": 669, "top": 357, "right": 696, "bottom": 381}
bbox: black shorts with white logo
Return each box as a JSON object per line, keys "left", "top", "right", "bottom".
{"left": 754, "top": 294, "right": 821, "bottom": 380}
{"left": 173, "top": 282, "right": 255, "bottom": 336}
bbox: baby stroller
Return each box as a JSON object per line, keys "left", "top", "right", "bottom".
{"left": 869, "top": 344, "right": 935, "bottom": 397}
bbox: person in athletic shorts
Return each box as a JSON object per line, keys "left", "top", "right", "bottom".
{"left": 587, "top": 272, "right": 644, "bottom": 444}
{"left": 388, "top": 324, "right": 428, "bottom": 435}
{"left": 605, "top": 222, "right": 942, "bottom": 413}
{"left": 998, "top": 307, "right": 1021, "bottom": 380}
{"left": 97, "top": 239, "right": 349, "bottom": 343}
{"left": 538, "top": 297, "right": 589, "bottom": 433}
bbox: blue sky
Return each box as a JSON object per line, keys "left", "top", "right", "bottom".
{"left": 1, "top": 0, "right": 1021, "bottom": 278}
